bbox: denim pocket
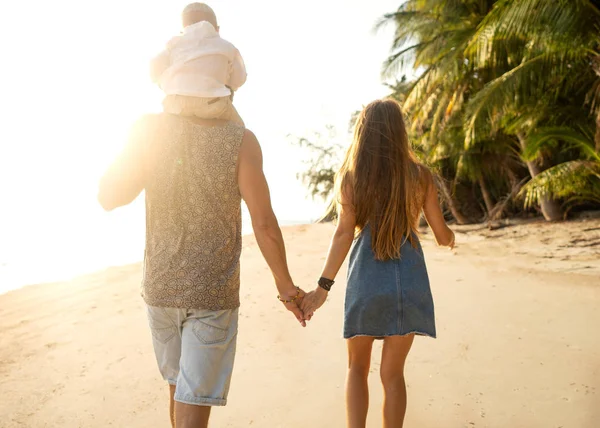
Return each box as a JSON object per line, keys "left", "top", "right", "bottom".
{"left": 151, "top": 326, "right": 177, "bottom": 344}
{"left": 192, "top": 319, "right": 228, "bottom": 345}
{"left": 147, "top": 306, "right": 178, "bottom": 344}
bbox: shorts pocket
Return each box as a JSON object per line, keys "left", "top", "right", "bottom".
{"left": 151, "top": 326, "right": 178, "bottom": 344}
{"left": 192, "top": 319, "right": 228, "bottom": 345}
{"left": 147, "top": 306, "right": 178, "bottom": 344}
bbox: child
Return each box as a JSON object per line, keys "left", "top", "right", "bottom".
{"left": 150, "top": 3, "right": 246, "bottom": 125}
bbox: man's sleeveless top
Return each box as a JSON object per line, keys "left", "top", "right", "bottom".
{"left": 141, "top": 114, "right": 244, "bottom": 310}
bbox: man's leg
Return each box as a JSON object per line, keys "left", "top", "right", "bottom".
{"left": 175, "top": 403, "right": 211, "bottom": 428}
{"left": 173, "top": 309, "right": 239, "bottom": 428}
{"left": 171, "top": 384, "right": 212, "bottom": 428}
{"left": 170, "top": 385, "right": 176, "bottom": 428}
{"left": 145, "top": 306, "right": 183, "bottom": 428}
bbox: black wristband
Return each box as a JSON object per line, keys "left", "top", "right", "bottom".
{"left": 318, "top": 277, "right": 335, "bottom": 291}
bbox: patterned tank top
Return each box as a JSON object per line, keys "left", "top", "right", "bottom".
{"left": 141, "top": 115, "right": 245, "bottom": 310}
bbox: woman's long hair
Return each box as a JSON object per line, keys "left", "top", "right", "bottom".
{"left": 335, "top": 99, "right": 426, "bottom": 261}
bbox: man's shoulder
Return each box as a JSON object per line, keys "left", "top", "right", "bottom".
{"left": 241, "top": 127, "right": 256, "bottom": 142}
{"left": 134, "top": 114, "right": 250, "bottom": 136}
{"left": 135, "top": 112, "right": 187, "bottom": 128}
{"left": 237, "top": 127, "right": 261, "bottom": 159}
{"left": 131, "top": 113, "right": 165, "bottom": 135}
{"left": 130, "top": 113, "right": 189, "bottom": 145}
{"left": 136, "top": 112, "right": 162, "bottom": 124}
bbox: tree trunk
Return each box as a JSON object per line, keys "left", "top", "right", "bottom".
{"left": 506, "top": 168, "right": 519, "bottom": 189}
{"left": 596, "top": 110, "right": 600, "bottom": 153}
{"left": 437, "top": 177, "right": 470, "bottom": 225}
{"left": 478, "top": 176, "right": 494, "bottom": 217}
{"left": 594, "top": 55, "right": 600, "bottom": 152}
{"left": 517, "top": 133, "right": 563, "bottom": 221}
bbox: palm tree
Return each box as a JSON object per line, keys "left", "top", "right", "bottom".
{"left": 378, "top": 0, "right": 500, "bottom": 223}
{"left": 295, "top": 0, "right": 600, "bottom": 221}
{"left": 464, "top": 0, "right": 600, "bottom": 220}
{"left": 520, "top": 126, "right": 600, "bottom": 213}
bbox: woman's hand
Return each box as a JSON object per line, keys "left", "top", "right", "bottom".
{"left": 301, "top": 287, "right": 328, "bottom": 319}
{"left": 447, "top": 230, "right": 456, "bottom": 250}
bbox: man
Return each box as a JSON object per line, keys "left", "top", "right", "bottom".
{"left": 98, "top": 112, "right": 306, "bottom": 427}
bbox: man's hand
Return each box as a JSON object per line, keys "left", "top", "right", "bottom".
{"left": 280, "top": 288, "right": 307, "bottom": 327}
{"left": 300, "top": 287, "right": 328, "bottom": 320}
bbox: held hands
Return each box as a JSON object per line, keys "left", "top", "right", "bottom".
{"left": 278, "top": 285, "right": 328, "bottom": 326}
{"left": 278, "top": 287, "right": 308, "bottom": 327}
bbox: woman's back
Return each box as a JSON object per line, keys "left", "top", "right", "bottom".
{"left": 337, "top": 100, "right": 453, "bottom": 262}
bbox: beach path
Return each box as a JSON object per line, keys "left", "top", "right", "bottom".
{"left": 1, "top": 221, "right": 599, "bottom": 427}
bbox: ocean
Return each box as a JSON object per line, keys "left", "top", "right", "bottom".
{"left": 0, "top": 196, "right": 313, "bottom": 295}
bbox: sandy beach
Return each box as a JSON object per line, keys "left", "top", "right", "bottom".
{"left": 1, "top": 218, "right": 599, "bottom": 427}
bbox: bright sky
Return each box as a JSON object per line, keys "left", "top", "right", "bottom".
{"left": 0, "top": 0, "right": 404, "bottom": 282}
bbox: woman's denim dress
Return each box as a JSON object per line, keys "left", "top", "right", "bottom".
{"left": 344, "top": 225, "right": 436, "bottom": 339}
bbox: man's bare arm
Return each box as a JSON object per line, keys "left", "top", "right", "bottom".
{"left": 238, "top": 130, "right": 306, "bottom": 325}
{"left": 238, "top": 129, "right": 295, "bottom": 295}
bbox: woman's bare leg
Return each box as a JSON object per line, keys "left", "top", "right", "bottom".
{"left": 346, "top": 336, "right": 375, "bottom": 428}
{"left": 380, "top": 334, "right": 414, "bottom": 428}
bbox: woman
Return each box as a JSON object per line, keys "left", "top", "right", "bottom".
{"left": 302, "top": 99, "right": 455, "bottom": 428}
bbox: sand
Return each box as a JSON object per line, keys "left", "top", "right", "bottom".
{"left": 1, "top": 218, "right": 599, "bottom": 427}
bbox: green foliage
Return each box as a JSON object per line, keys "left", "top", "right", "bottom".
{"left": 521, "top": 126, "right": 596, "bottom": 162}
{"left": 520, "top": 128, "right": 600, "bottom": 209}
{"left": 380, "top": 0, "right": 600, "bottom": 220}
{"left": 291, "top": 126, "right": 345, "bottom": 201}
{"left": 294, "top": 0, "right": 600, "bottom": 221}
{"left": 522, "top": 160, "right": 600, "bottom": 208}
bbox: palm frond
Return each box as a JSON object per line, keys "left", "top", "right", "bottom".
{"left": 522, "top": 126, "right": 599, "bottom": 161}
{"left": 469, "top": 0, "right": 599, "bottom": 53}
{"left": 378, "top": 0, "right": 600, "bottom": 220}
{"left": 382, "top": 42, "right": 430, "bottom": 79}
{"left": 520, "top": 160, "right": 600, "bottom": 207}
{"left": 464, "top": 52, "right": 574, "bottom": 146}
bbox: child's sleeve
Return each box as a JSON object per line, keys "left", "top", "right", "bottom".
{"left": 149, "top": 49, "right": 171, "bottom": 84}
{"left": 228, "top": 48, "right": 247, "bottom": 91}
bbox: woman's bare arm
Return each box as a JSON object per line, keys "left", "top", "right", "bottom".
{"left": 301, "top": 187, "right": 356, "bottom": 316}
{"left": 320, "top": 199, "right": 356, "bottom": 281}
{"left": 422, "top": 170, "right": 455, "bottom": 248}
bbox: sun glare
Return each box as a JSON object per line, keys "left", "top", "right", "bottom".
{"left": 0, "top": 0, "right": 399, "bottom": 292}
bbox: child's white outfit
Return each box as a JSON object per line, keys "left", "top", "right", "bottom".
{"left": 151, "top": 21, "right": 246, "bottom": 124}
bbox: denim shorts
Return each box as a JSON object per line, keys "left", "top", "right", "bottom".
{"left": 146, "top": 305, "right": 239, "bottom": 406}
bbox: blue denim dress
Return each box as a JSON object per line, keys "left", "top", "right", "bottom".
{"left": 344, "top": 225, "right": 436, "bottom": 339}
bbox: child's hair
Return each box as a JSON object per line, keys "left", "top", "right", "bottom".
{"left": 335, "top": 99, "right": 427, "bottom": 261}
{"left": 181, "top": 3, "right": 218, "bottom": 28}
